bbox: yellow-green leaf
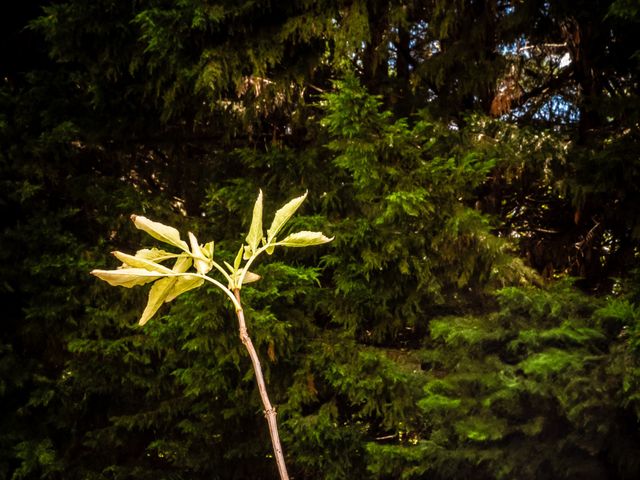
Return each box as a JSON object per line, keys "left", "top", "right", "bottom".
{"left": 165, "top": 275, "right": 204, "bottom": 302}
{"left": 202, "top": 241, "right": 214, "bottom": 259}
{"left": 194, "top": 257, "right": 213, "bottom": 275}
{"left": 188, "top": 231, "right": 203, "bottom": 257}
{"left": 232, "top": 269, "right": 262, "bottom": 286}
{"left": 233, "top": 244, "right": 244, "bottom": 270}
{"left": 242, "top": 271, "right": 262, "bottom": 284}
{"left": 91, "top": 268, "right": 166, "bottom": 288}
{"left": 139, "top": 277, "right": 174, "bottom": 326}
{"left": 135, "top": 248, "right": 180, "bottom": 263}
{"left": 172, "top": 255, "right": 193, "bottom": 273}
{"left": 139, "top": 256, "right": 193, "bottom": 325}
{"left": 188, "top": 232, "right": 212, "bottom": 274}
{"left": 267, "top": 191, "right": 307, "bottom": 242}
{"left": 112, "top": 251, "right": 174, "bottom": 273}
{"left": 130, "top": 215, "right": 189, "bottom": 251}
{"left": 276, "top": 231, "right": 334, "bottom": 247}
{"left": 245, "top": 190, "right": 263, "bottom": 254}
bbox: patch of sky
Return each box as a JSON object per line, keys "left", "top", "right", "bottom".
{"left": 508, "top": 93, "right": 579, "bottom": 125}
{"left": 533, "top": 94, "right": 580, "bottom": 124}
{"left": 498, "top": 36, "right": 529, "bottom": 57}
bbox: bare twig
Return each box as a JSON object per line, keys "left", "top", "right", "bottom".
{"left": 234, "top": 288, "right": 289, "bottom": 480}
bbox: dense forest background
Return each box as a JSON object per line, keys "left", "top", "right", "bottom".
{"left": 2, "top": 0, "right": 640, "bottom": 478}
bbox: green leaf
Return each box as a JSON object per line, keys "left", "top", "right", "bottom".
{"left": 276, "top": 231, "right": 333, "bottom": 247}
{"left": 232, "top": 270, "right": 262, "bottom": 286}
{"left": 267, "top": 191, "right": 308, "bottom": 242}
{"left": 202, "top": 241, "right": 214, "bottom": 258}
{"left": 245, "top": 190, "right": 263, "bottom": 254}
{"left": 172, "top": 255, "right": 193, "bottom": 275}
{"left": 188, "top": 232, "right": 203, "bottom": 257}
{"left": 165, "top": 275, "right": 204, "bottom": 302}
{"left": 233, "top": 244, "right": 244, "bottom": 271}
{"left": 188, "top": 232, "right": 212, "bottom": 274}
{"left": 130, "top": 214, "right": 189, "bottom": 251}
{"left": 139, "top": 277, "right": 175, "bottom": 326}
{"left": 90, "top": 268, "right": 166, "bottom": 288}
{"left": 134, "top": 248, "right": 180, "bottom": 263}
{"left": 243, "top": 271, "right": 262, "bottom": 284}
{"left": 139, "top": 256, "right": 193, "bottom": 326}
{"left": 112, "top": 251, "right": 174, "bottom": 273}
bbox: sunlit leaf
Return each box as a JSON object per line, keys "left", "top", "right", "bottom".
{"left": 202, "top": 241, "right": 214, "bottom": 259}
{"left": 232, "top": 270, "right": 262, "bottom": 286}
{"left": 165, "top": 275, "right": 204, "bottom": 302}
{"left": 246, "top": 190, "right": 263, "bottom": 254}
{"left": 112, "top": 251, "right": 174, "bottom": 273}
{"left": 139, "top": 277, "right": 174, "bottom": 326}
{"left": 188, "top": 231, "right": 202, "bottom": 257}
{"left": 243, "top": 271, "right": 262, "bottom": 284}
{"left": 188, "top": 232, "right": 212, "bottom": 274}
{"left": 134, "top": 247, "right": 180, "bottom": 263}
{"left": 267, "top": 191, "right": 307, "bottom": 242}
{"left": 131, "top": 215, "right": 189, "bottom": 251}
{"left": 276, "top": 231, "right": 334, "bottom": 247}
{"left": 194, "top": 257, "right": 213, "bottom": 274}
{"left": 90, "top": 268, "right": 166, "bottom": 288}
{"left": 139, "top": 256, "right": 193, "bottom": 325}
{"left": 233, "top": 244, "right": 244, "bottom": 270}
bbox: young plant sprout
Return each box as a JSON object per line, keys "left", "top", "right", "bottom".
{"left": 91, "top": 190, "right": 332, "bottom": 480}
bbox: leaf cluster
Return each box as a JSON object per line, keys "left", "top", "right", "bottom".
{"left": 92, "top": 191, "right": 332, "bottom": 325}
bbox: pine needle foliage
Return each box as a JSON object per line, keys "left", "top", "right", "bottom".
{"left": 3, "top": 1, "right": 640, "bottom": 479}
{"left": 319, "top": 75, "right": 536, "bottom": 343}
{"left": 368, "top": 282, "right": 640, "bottom": 480}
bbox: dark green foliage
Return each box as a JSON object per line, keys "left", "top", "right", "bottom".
{"left": 318, "top": 75, "right": 535, "bottom": 345}
{"left": 2, "top": 0, "right": 640, "bottom": 479}
{"left": 368, "top": 284, "right": 640, "bottom": 479}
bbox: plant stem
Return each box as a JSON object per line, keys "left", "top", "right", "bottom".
{"left": 233, "top": 289, "right": 289, "bottom": 480}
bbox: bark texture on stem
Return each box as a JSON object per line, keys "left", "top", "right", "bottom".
{"left": 234, "top": 289, "right": 289, "bottom": 480}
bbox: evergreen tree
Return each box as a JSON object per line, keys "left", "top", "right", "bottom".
{"left": 2, "top": 0, "right": 640, "bottom": 479}
{"left": 370, "top": 283, "right": 640, "bottom": 479}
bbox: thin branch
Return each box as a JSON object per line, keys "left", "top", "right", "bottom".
{"left": 166, "top": 272, "right": 241, "bottom": 311}
{"left": 517, "top": 43, "right": 567, "bottom": 52}
{"left": 233, "top": 289, "right": 290, "bottom": 480}
{"left": 211, "top": 259, "right": 233, "bottom": 283}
